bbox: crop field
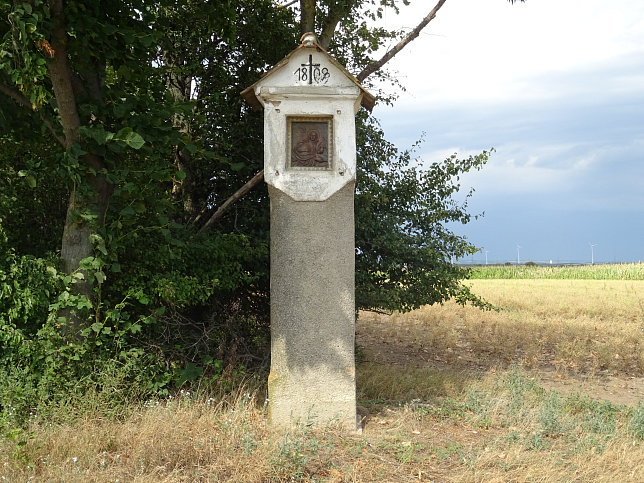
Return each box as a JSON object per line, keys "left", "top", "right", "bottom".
{"left": 470, "top": 262, "right": 644, "bottom": 280}
{"left": 2, "top": 267, "right": 643, "bottom": 481}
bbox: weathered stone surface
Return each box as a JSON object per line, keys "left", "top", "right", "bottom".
{"left": 268, "top": 183, "right": 356, "bottom": 429}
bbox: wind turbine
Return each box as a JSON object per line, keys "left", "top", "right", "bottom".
{"left": 517, "top": 245, "right": 521, "bottom": 265}
{"left": 589, "top": 243, "right": 597, "bottom": 265}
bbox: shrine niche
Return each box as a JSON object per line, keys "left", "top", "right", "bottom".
{"left": 288, "top": 117, "right": 332, "bottom": 169}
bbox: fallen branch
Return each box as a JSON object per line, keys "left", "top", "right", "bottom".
{"left": 197, "top": 169, "right": 265, "bottom": 235}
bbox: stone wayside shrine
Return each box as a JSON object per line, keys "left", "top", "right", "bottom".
{"left": 241, "top": 33, "right": 375, "bottom": 430}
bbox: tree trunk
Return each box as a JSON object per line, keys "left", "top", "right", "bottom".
{"left": 318, "top": 0, "right": 357, "bottom": 50}
{"left": 61, "top": 190, "right": 92, "bottom": 282}
{"left": 163, "top": 49, "right": 197, "bottom": 218}
{"left": 300, "top": 0, "right": 316, "bottom": 36}
{"left": 49, "top": 0, "right": 111, "bottom": 336}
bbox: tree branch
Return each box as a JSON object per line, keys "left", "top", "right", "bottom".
{"left": 277, "top": 0, "right": 298, "bottom": 7}
{"left": 0, "top": 83, "right": 65, "bottom": 147}
{"left": 197, "top": 169, "right": 265, "bottom": 235}
{"left": 356, "top": 0, "right": 448, "bottom": 83}
{"left": 0, "top": 83, "right": 31, "bottom": 109}
{"left": 48, "top": 0, "right": 81, "bottom": 147}
{"left": 318, "top": 0, "right": 357, "bottom": 50}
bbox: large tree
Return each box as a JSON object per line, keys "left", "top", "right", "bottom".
{"left": 0, "top": 1, "right": 523, "bottom": 411}
{"left": 0, "top": 0, "right": 520, "bottom": 314}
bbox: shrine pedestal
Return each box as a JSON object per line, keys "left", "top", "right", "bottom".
{"left": 267, "top": 183, "right": 356, "bottom": 428}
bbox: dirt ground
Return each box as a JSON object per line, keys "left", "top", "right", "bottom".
{"left": 357, "top": 311, "right": 644, "bottom": 407}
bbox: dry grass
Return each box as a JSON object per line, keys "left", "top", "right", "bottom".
{"left": 450, "top": 369, "right": 644, "bottom": 482}
{"left": 4, "top": 370, "right": 643, "bottom": 482}
{"left": 2, "top": 390, "right": 275, "bottom": 482}
{"left": 2, "top": 278, "right": 644, "bottom": 481}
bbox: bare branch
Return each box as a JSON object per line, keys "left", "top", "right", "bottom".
{"left": 197, "top": 169, "right": 265, "bottom": 235}
{"left": 0, "top": 83, "right": 33, "bottom": 109}
{"left": 0, "top": 83, "right": 66, "bottom": 147}
{"left": 357, "top": 0, "right": 448, "bottom": 83}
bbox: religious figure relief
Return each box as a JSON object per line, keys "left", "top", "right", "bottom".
{"left": 290, "top": 121, "right": 330, "bottom": 168}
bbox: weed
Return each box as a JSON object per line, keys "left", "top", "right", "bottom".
{"left": 505, "top": 430, "right": 521, "bottom": 444}
{"left": 538, "top": 392, "right": 566, "bottom": 436}
{"left": 413, "top": 397, "right": 468, "bottom": 421}
{"left": 527, "top": 432, "right": 545, "bottom": 450}
{"left": 435, "top": 441, "right": 465, "bottom": 461}
{"left": 271, "top": 432, "right": 314, "bottom": 479}
{"left": 582, "top": 403, "right": 618, "bottom": 435}
{"left": 394, "top": 441, "right": 425, "bottom": 463}
{"left": 628, "top": 402, "right": 644, "bottom": 440}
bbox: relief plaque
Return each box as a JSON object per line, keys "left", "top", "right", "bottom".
{"left": 288, "top": 117, "right": 333, "bottom": 170}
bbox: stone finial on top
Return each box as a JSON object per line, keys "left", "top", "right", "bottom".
{"left": 300, "top": 32, "right": 318, "bottom": 46}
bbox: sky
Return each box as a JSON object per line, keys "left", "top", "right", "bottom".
{"left": 373, "top": 0, "right": 644, "bottom": 264}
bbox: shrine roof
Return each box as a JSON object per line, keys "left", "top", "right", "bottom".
{"left": 241, "top": 33, "right": 375, "bottom": 112}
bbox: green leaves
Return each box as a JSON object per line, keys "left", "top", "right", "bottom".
{"left": 118, "top": 129, "right": 145, "bottom": 150}
{"left": 17, "top": 170, "right": 36, "bottom": 188}
{"left": 80, "top": 126, "right": 145, "bottom": 150}
{"left": 79, "top": 126, "right": 113, "bottom": 145}
{"left": 0, "top": 0, "right": 496, "bottom": 413}
{"left": 1, "top": 1, "right": 52, "bottom": 106}
{"left": 173, "top": 362, "right": 204, "bottom": 388}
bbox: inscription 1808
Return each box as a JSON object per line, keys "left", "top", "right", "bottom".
{"left": 294, "top": 54, "right": 330, "bottom": 85}
{"left": 290, "top": 121, "right": 330, "bottom": 168}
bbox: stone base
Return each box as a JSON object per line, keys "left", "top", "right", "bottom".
{"left": 268, "top": 183, "right": 356, "bottom": 430}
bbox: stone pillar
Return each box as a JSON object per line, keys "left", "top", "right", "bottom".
{"left": 268, "top": 183, "right": 356, "bottom": 428}
{"left": 240, "top": 32, "right": 374, "bottom": 431}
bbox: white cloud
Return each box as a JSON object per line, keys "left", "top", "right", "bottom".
{"left": 377, "top": 0, "right": 644, "bottom": 107}
{"left": 373, "top": 0, "right": 644, "bottom": 261}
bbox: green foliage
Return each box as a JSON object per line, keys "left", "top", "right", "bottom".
{"left": 0, "top": 231, "right": 171, "bottom": 425}
{"left": 0, "top": 135, "right": 67, "bottom": 256}
{"left": 0, "top": 0, "right": 283, "bottom": 422}
{"left": 355, "top": 115, "right": 492, "bottom": 312}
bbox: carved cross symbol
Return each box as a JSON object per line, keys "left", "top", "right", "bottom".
{"left": 301, "top": 54, "right": 320, "bottom": 85}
